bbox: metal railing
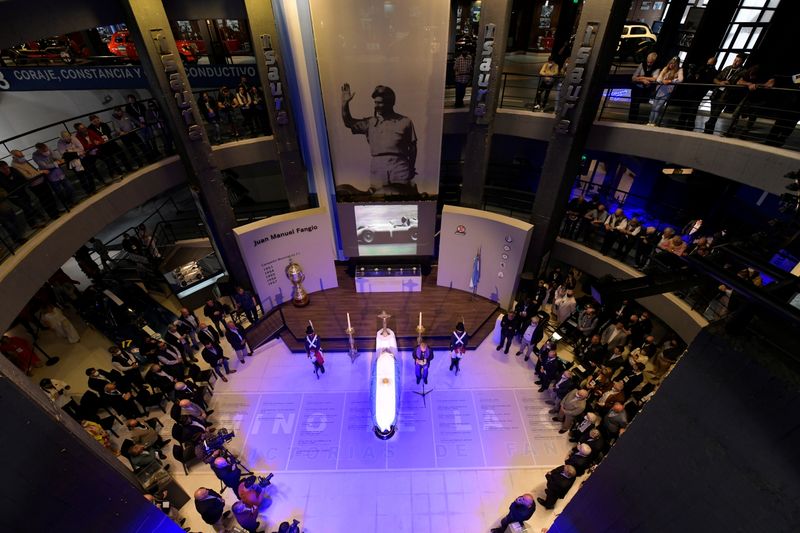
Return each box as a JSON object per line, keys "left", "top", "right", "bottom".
{"left": 495, "top": 74, "right": 800, "bottom": 152}
{"left": 0, "top": 89, "right": 275, "bottom": 263}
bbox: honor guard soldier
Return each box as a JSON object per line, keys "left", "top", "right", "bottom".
{"left": 413, "top": 342, "right": 434, "bottom": 385}
{"left": 304, "top": 326, "right": 325, "bottom": 379}
{"left": 449, "top": 322, "right": 469, "bottom": 375}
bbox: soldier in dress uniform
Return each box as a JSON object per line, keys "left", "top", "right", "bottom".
{"left": 413, "top": 342, "right": 434, "bottom": 385}
{"left": 449, "top": 322, "right": 469, "bottom": 375}
{"left": 304, "top": 326, "right": 325, "bottom": 378}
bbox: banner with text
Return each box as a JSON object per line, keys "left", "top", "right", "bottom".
{"left": 309, "top": 0, "right": 447, "bottom": 201}
{"left": 0, "top": 65, "right": 259, "bottom": 91}
{"left": 233, "top": 208, "right": 338, "bottom": 311}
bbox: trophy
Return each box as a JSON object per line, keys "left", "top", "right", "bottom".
{"left": 285, "top": 259, "right": 309, "bottom": 307}
{"left": 346, "top": 312, "right": 358, "bottom": 363}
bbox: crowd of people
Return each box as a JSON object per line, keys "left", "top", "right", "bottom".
{"left": 490, "top": 266, "right": 683, "bottom": 530}
{"left": 196, "top": 77, "right": 271, "bottom": 144}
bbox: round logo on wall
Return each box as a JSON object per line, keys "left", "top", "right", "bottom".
{"left": 455, "top": 225, "right": 467, "bottom": 236}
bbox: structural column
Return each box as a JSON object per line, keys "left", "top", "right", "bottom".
{"left": 655, "top": 0, "right": 690, "bottom": 61}
{"left": 525, "top": 0, "right": 632, "bottom": 276}
{"left": 243, "top": 0, "right": 310, "bottom": 210}
{"left": 459, "top": 0, "right": 514, "bottom": 208}
{"left": 683, "top": 0, "right": 738, "bottom": 69}
{"left": 120, "top": 0, "right": 252, "bottom": 289}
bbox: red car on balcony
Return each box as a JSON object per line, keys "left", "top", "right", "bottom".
{"left": 108, "top": 30, "right": 199, "bottom": 64}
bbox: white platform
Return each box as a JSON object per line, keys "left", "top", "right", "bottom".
{"left": 355, "top": 274, "right": 422, "bottom": 293}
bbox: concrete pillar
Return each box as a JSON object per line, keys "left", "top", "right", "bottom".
{"left": 120, "top": 0, "right": 252, "bottom": 288}
{"left": 684, "top": 0, "right": 738, "bottom": 69}
{"left": 525, "top": 0, "right": 633, "bottom": 276}
{"left": 459, "top": 0, "right": 514, "bottom": 208}
{"left": 0, "top": 357, "right": 183, "bottom": 532}
{"left": 655, "top": 0, "right": 690, "bottom": 61}
{"left": 242, "top": 0, "right": 310, "bottom": 210}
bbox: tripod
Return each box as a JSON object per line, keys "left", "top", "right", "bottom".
{"left": 412, "top": 366, "right": 433, "bottom": 406}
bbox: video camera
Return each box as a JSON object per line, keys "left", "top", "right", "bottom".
{"left": 278, "top": 519, "right": 301, "bottom": 533}
{"left": 242, "top": 472, "right": 274, "bottom": 492}
{"left": 201, "top": 427, "right": 235, "bottom": 458}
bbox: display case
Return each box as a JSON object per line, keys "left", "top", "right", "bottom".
{"left": 163, "top": 252, "right": 226, "bottom": 300}
{"left": 355, "top": 264, "right": 422, "bottom": 293}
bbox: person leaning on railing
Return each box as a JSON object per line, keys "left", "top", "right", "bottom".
{"left": 9, "top": 149, "right": 61, "bottom": 219}
{"left": 0, "top": 160, "right": 49, "bottom": 226}
{"left": 675, "top": 56, "right": 718, "bottom": 131}
{"left": 704, "top": 53, "right": 747, "bottom": 135}
{"left": 534, "top": 56, "right": 561, "bottom": 111}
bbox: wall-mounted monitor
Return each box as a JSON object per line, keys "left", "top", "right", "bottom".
{"left": 337, "top": 202, "right": 437, "bottom": 257}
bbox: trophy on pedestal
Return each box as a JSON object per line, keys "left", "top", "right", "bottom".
{"left": 285, "top": 259, "right": 309, "bottom": 307}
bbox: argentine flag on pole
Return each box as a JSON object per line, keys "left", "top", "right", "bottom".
{"left": 469, "top": 248, "right": 481, "bottom": 289}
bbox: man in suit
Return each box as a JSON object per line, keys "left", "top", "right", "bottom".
{"left": 514, "top": 297, "right": 534, "bottom": 338}
{"left": 194, "top": 487, "right": 231, "bottom": 526}
{"left": 156, "top": 340, "right": 185, "bottom": 380}
{"left": 594, "top": 380, "right": 626, "bottom": 414}
{"left": 225, "top": 321, "right": 250, "bottom": 363}
{"left": 197, "top": 322, "right": 220, "bottom": 347}
{"left": 565, "top": 443, "right": 593, "bottom": 476}
{"left": 547, "top": 370, "right": 577, "bottom": 409}
{"left": 576, "top": 306, "right": 598, "bottom": 337}
{"left": 175, "top": 381, "right": 211, "bottom": 411}
{"left": 577, "top": 428, "right": 605, "bottom": 458}
{"left": 600, "top": 321, "right": 628, "bottom": 352}
{"left": 496, "top": 310, "right": 518, "bottom": 354}
{"left": 202, "top": 340, "right": 235, "bottom": 382}
{"left": 537, "top": 465, "right": 577, "bottom": 510}
{"left": 109, "top": 346, "right": 143, "bottom": 391}
{"left": 85, "top": 367, "right": 120, "bottom": 394}
{"left": 125, "top": 418, "right": 170, "bottom": 452}
{"left": 602, "top": 402, "right": 629, "bottom": 439}
{"left": 536, "top": 350, "right": 562, "bottom": 392}
{"left": 604, "top": 345, "right": 628, "bottom": 371}
{"left": 553, "top": 389, "right": 589, "bottom": 434}
{"left": 577, "top": 334, "right": 607, "bottom": 369}
{"left": 490, "top": 493, "right": 536, "bottom": 533}
{"left": 102, "top": 382, "right": 144, "bottom": 419}
{"left": 212, "top": 456, "right": 242, "bottom": 493}
{"left": 203, "top": 298, "right": 227, "bottom": 335}
{"left": 145, "top": 363, "right": 176, "bottom": 395}
{"left": 516, "top": 315, "right": 544, "bottom": 361}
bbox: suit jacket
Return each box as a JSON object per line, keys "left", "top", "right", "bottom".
{"left": 561, "top": 390, "right": 588, "bottom": 417}
{"left": 542, "top": 357, "right": 563, "bottom": 380}
{"left": 413, "top": 346, "right": 434, "bottom": 367}
{"left": 225, "top": 326, "right": 247, "bottom": 350}
{"left": 88, "top": 373, "right": 114, "bottom": 394}
{"left": 522, "top": 322, "right": 545, "bottom": 346}
{"left": 546, "top": 467, "right": 576, "bottom": 498}
{"left": 129, "top": 424, "right": 159, "bottom": 448}
{"left": 566, "top": 452, "right": 592, "bottom": 476}
{"left": 500, "top": 314, "right": 518, "bottom": 336}
{"left": 554, "top": 376, "right": 576, "bottom": 400}
{"left": 197, "top": 327, "right": 220, "bottom": 346}
{"left": 195, "top": 490, "right": 226, "bottom": 524}
{"left": 146, "top": 369, "right": 176, "bottom": 393}
{"left": 201, "top": 344, "right": 225, "bottom": 365}
{"left": 600, "top": 324, "right": 628, "bottom": 351}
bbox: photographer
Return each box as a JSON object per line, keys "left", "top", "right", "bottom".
{"left": 232, "top": 499, "right": 261, "bottom": 533}
{"left": 211, "top": 455, "right": 242, "bottom": 493}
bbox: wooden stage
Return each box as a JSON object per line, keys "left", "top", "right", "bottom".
{"left": 266, "top": 265, "right": 500, "bottom": 353}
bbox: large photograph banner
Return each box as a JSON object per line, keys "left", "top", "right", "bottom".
{"left": 233, "top": 208, "right": 338, "bottom": 310}
{"left": 309, "top": 0, "right": 448, "bottom": 202}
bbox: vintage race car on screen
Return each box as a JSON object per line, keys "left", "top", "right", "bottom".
{"left": 357, "top": 217, "right": 419, "bottom": 244}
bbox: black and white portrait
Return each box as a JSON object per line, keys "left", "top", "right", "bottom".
{"left": 309, "top": 0, "right": 448, "bottom": 202}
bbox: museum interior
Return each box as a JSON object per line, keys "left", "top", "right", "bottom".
{"left": 0, "top": 0, "right": 798, "bottom": 532}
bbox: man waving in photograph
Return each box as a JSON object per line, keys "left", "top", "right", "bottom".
{"left": 341, "top": 83, "right": 417, "bottom": 191}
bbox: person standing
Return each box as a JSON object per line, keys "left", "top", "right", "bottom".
{"left": 176, "top": 308, "right": 201, "bottom": 350}
{"left": 233, "top": 286, "right": 259, "bottom": 324}
{"left": 0, "top": 160, "right": 49, "bottom": 225}
{"left": 412, "top": 342, "right": 434, "bottom": 385}
{"left": 534, "top": 56, "right": 560, "bottom": 111}
{"left": 304, "top": 325, "right": 325, "bottom": 378}
{"left": 490, "top": 493, "right": 535, "bottom": 533}
{"left": 553, "top": 289, "right": 577, "bottom": 325}
{"left": 41, "top": 304, "right": 80, "bottom": 343}
{"left": 225, "top": 321, "right": 250, "bottom": 363}
{"left": 629, "top": 52, "right": 660, "bottom": 123}
{"left": 32, "top": 143, "right": 74, "bottom": 207}
{"left": 232, "top": 499, "right": 260, "bottom": 533}
{"left": 496, "top": 310, "right": 517, "bottom": 354}
{"left": 341, "top": 83, "right": 417, "bottom": 191}
{"left": 449, "top": 322, "right": 469, "bottom": 374}
{"left": 552, "top": 389, "right": 589, "bottom": 434}
{"left": 516, "top": 316, "right": 544, "bottom": 361}
{"left": 57, "top": 130, "right": 100, "bottom": 195}
{"left": 194, "top": 487, "right": 230, "bottom": 527}
{"left": 202, "top": 340, "right": 235, "bottom": 382}
{"left": 234, "top": 85, "right": 254, "bottom": 135}
{"left": 537, "top": 465, "right": 577, "bottom": 510}
{"left": 197, "top": 91, "right": 222, "bottom": 143}
{"left": 203, "top": 298, "right": 227, "bottom": 335}
{"left": 676, "top": 56, "right": 718, "bottom": 131}
{"left": 453, "top": 48, "right": 473, "bottom": 108}
{"left": 648, "top": 56, "right": 683, "bottom": 126}
{"left": 704, "top": 53, "right": 747, "bottom": 134}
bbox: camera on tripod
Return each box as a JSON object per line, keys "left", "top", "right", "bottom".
{"left": 201, "top": 427, "right": 235, "bottom": 459}
{"left": 243, "top": 472, "right": 274, "bottom": 492}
